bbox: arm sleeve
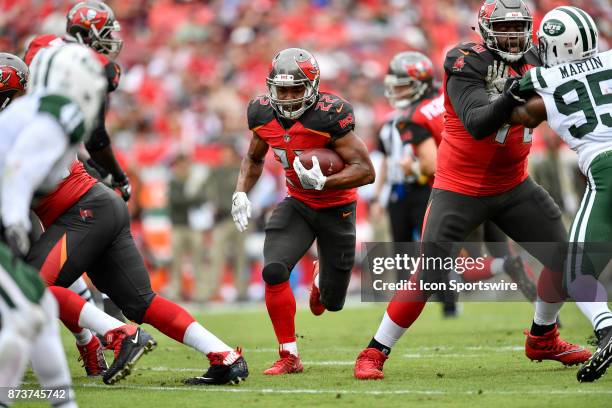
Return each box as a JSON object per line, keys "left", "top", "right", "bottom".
{"left": 85, "top": 99, "right": 111, "bottom": 151}
{"left": 447, "top": 75, "right": 523, "bottom": 140}
{"left": 2, "top": 115, "right": 68, "bottom": 230}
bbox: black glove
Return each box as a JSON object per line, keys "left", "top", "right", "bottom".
{"left": 503, "top": 77, "right": 528, "bottom": 105}
{"left": 4, "top": 224, "right": 30, "bottom": 260}
{"left": 112, "top": 173, "right": 131, "bottom": 202}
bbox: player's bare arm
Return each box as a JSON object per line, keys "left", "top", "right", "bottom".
{"left": 510, "top": 94, "right": 547, "bottom": 129}
{"left": 235, "top": 131, "right": 269, "bottom": 193}
{"left": 324, "top": 131, "right": 375, "bottom": 189}
{"left": 414, "top": 137, "right": 437, "bottom": 177}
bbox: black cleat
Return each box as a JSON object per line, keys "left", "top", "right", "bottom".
{"left": 184, "top": 348, "right": 248, "bottom": 385}
{"left": 102, "top": 325, "right": 157, "bottom": 385}
{"left": 504, "top": 256, "right": 537, "bottom": 302}
{"left": 578, "top": 326, "right": 612, "bottom": 383}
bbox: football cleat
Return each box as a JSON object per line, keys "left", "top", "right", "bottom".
{"left": 577, "top": 326, "right": 612, "bottom": 382}
{"left": 504, "top": 256, "right": 537, "bottom": 302}
{"left": 77, "top": 335, "right": 108, "bottom": 377}
{"left": 263, "top": 350, "right": 303, "bottom": 375}
{"left": 184, "top": 348, "right": 248, "bottom": 385}
{"left": 524, "top": 326, "right": 591, "bottom": 366}
{"left": 309, "top": 261, "right": 325, "bottom": 316}
{"left": 102, "top": 325, "right": 156, "bottom": 385}
{"left": 354, "top": 348, "right": 388, "bottom": 380}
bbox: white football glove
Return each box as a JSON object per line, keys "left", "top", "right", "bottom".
{"left": 485, "top": 60, "right": 510, "bottom": 101}
{"left": 231, "top": 192, "right": 251, "bottom": 232}
{"left": 293, "top": 156, "right": 327, "bottom": 190}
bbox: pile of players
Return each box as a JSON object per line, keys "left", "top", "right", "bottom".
{"left": 0, "top": 1, "right": 610, "bottom": 406}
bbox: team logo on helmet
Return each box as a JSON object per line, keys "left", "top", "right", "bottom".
{"left": 296, "top": 56, "right": 320, "bottom": 82}
{"left": 542, "top": 19, "right": 565, "bottom": 36}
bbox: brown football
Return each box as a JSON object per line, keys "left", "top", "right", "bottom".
{"left": 298, "top": 148, "right": 344, "bottom": 176}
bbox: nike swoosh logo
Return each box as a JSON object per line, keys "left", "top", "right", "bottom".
{"left": 342, "top": 211, "right": 352, "bottom": 218}
{"left": 336, "top": 103, "right": 344, "bottom": 113}
{"left": 459, "top": 49, "right": 469, "bottom": 55}
{"left": 131, "top": 330, "right": 140, "bottom": 344}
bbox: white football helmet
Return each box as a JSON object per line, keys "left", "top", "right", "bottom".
{"left": 28, "top": 43, "right": 107, "bottom": 138}
{"left": 537, "top": 6, "right": 598, "bottom": 67}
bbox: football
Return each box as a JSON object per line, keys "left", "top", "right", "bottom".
{"left": 298, "top": 148, "right": 345, "bottom": 176}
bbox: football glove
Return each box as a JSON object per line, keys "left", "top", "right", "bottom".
{"left": 231, "top": 192, "right": 251, "bottom": 232}
{"left": 112, "top": 173, "right": 132, "bottom": 202}
{"left": 503, "top": 76, "right": 528, "bottom": 105}
{"left": 4, "top": 223, "right": 30, "bottom": 260}
{"left": 485, "top": 60, "right": 509, "bottom": 101}
{"left": 293, "top": 156, "right": 327, "bottom": 190}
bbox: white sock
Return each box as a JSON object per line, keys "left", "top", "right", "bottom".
{"left": 491, "top": 258, "right": 505, "bottom": 275}
{"left": 183, "top": 321, "right": 232, "bottom": 354}
{"left": 533, "top": 299, "right": 563, "bottom": 326}
{"left": 69, "top": 276, "right": 94, "bottom": 304}
{"left": 78, "top": 302, "right": 124, "bottom": 336}
{"left": 373, "top": 311, "right": 407, "bottom": 349}
{"left": 280, "top": 341, "right": 298, "bottom": 356}
{"left": 73, "top": 328, "right": 94, "bottom": 346}
{"left": 576, "top": 301, "right": 612, "bottom": 331}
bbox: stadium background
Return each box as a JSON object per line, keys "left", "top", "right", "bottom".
{"left": 2, "top": 0, "right": 611, "bottom": 303}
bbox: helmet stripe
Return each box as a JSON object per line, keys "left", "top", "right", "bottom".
{"left": 557, "top": 7, "right": 589, "bottom": 54}
{"left": 571, "top": 7, "right": 597, "bottom": 52}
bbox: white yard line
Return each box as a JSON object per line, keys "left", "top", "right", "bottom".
{"left": 75, "top": 383, "right": 612, "bottom": 396}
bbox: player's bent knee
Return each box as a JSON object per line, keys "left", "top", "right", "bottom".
{"left": 262, "top": 262, "right": 290, "bottom": 285}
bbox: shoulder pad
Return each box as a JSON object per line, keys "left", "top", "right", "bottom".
{"left": 302, "top": 92, "right": 355, "bottom": 139}
{"left": 24, "top": 34, "right": 63, "bottom": 66}
{"left": 444, "top": 42, "right": 494, "bottom": 79}
{"left": 247, "top": 95, "right": 275, "bottom": 131}
{"left": 38, "top": 94, "right": 85, "bottom": 144}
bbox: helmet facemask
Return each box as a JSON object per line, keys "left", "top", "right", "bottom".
{"left": 384, "top": 75, "right": 428, "bottom": 110}
{"left": 267, "top": 75, "right": 318, "bottom": 120}
{"left": 481, "top": 19, "right": 533, "bottom": 62}
{"left": 90, "top": 19, "right": 123, "bottom": 58}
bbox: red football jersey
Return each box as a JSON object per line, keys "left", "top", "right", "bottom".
{"left": 34, "top": 161, "right": 97, "bottom": 228}
{"left": 247, "top": 93, "right": 357, "bottom": 209}
{"left": 408, "top": 89, "right": 445, "bottom": 147}
{"left": 433, "top": 43, "right": 539, "bottom": 196}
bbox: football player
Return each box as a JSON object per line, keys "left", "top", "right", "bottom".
{"left": 232, "top": 48, "right": 375, "bottom": 374}
{"left": 0, "top": 44, "right": 108, "bottom": 408}
{"left": 373, "top": 51, "right": 537, "bottom": 315}
{"left": 354, "top": 0, "right": 591, "bottom": 380}
{"left": 507, "top": 6, "right": 612, "bottom": 382}
{"left": 24, "top": 0, "right": 130, "bottom": 201}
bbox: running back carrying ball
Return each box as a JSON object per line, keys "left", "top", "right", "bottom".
{"left": 298, "top": 148, "right": 344, "bottom": 176}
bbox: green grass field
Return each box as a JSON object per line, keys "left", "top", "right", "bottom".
{"left": 18, "top": 301, "right": 612, "bottom": 407}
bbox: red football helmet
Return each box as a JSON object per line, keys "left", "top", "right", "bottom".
{"left": 66, "top": 1, "right": 122, "bottom": 58}
{"left": 0, "top": 53, "right": 28, "bottom": 110}
{"left": 384, "top": 51, "right": 434, "bottom": 109}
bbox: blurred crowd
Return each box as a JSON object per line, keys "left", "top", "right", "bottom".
{"left": 1, "top": 0, "right": 610, "bottom": 302}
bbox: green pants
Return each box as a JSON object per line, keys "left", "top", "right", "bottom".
{"left": 567, "top": 150, "right": 612, "bottom": 283}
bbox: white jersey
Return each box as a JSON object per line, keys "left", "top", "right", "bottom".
{"left": 520, "top": 49, "right": 612, "bottom": 174}
{"left": 0, "top": 92, "right": 84, "bottom": 230}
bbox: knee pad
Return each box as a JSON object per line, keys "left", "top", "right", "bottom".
{"left": 120, "top": 292, "right": 155, "bottom": 324}
{"left": 262, "top": 262, "right": 290, "bottom": 285}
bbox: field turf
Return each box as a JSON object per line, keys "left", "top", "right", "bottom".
{"left": 18, "top": 301, "right": 612, "bottom": 407}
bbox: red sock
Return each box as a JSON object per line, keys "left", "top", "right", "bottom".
{"left": 265, "top": 281, "right": 296, "bottom": 343}
{"left": 49, "top": 286, "right": 85, "bottom": 333}
{"left": 461, "top": 256, "right": 494, "bottom": 282}
{"left": 386, "top": 274, "right": 428, "bottom": 328}
{"left": 537, "top": 267, "right": 565, "bottom": 303}
{"left": 142, "top": 295, "right": 195, "bottom": 343}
